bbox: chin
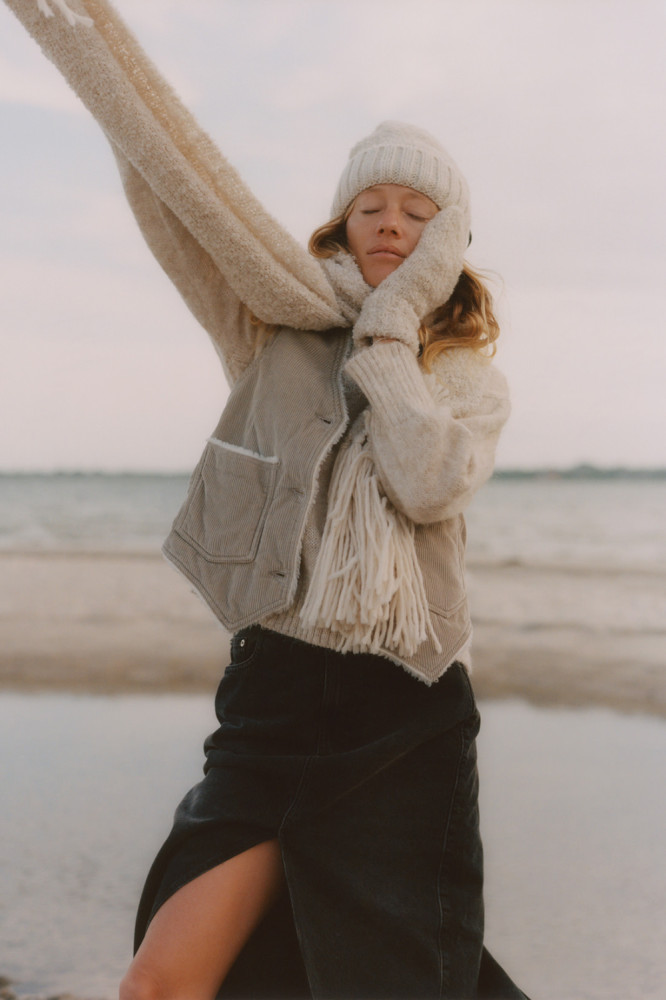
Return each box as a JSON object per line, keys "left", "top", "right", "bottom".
{"left": 365, "top": 261, "right": 402, "bottom": 287}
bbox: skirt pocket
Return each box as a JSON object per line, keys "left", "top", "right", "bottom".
{"left": 226, "top": 626, "right": 264, "bottom": 674}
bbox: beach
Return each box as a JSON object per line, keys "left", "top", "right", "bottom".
{"left": 1, "top": 549, "right": 663, "bottom": 717}
{"left": 1, "top": 474, "right": 665, "bottom": 999}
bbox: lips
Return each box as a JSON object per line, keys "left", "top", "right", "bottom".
{"left": 368, "top": 245, "right": 405, "bottom": 259}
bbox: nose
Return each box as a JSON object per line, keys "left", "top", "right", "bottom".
{"left": 377, "top": 208, "right": 401, "bottom": 235}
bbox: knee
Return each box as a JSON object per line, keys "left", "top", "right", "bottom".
{"left": 119, "top": 964, "right": 166, "bottom": 1000}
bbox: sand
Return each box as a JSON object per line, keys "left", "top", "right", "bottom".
{"left": 1, "top": 554, "right": 664, "bottom": 1000}
{"left": 1, "top": 551, "right": 663, "bottom": 716}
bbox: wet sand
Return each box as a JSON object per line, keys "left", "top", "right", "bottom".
{"left": 1, "top": 694, "right": 664, "bottom": 1000}
{"left": 0, "top": 551, "right": 664, "bottom": 716}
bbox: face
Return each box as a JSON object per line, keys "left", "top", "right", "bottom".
{"left": 345, "top": 184, "right": 439, "bottom": 287}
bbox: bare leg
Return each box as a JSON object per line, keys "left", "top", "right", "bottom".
{"left": 119, "top": 839, "right": 285, "bottom": 1000}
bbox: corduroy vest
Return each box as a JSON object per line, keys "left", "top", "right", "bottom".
{"left": 163, "top": 327, "right": 471, "bottom": 682}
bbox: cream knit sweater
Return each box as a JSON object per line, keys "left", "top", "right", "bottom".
{"left": 7, "top": 0, "right": 510, "bottom": 674}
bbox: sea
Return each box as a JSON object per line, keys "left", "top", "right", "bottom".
{"left": 1, "top": 469, "right": 665, "bottom": 572}
{"left": 1, "top": 471, "right": 665, "bottom": 1000}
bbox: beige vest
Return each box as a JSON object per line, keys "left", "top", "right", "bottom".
{"left": 163, "top": 327, "right": 471, "bottom": 681}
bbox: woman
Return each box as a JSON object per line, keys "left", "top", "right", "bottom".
{"left": 120, "top": 122, "right": 525, "bottom": 1000}
{"left": 5, "top": 4, "right": 527, "bottom": 998}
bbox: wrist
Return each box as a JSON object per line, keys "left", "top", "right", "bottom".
{"left": 353, "top": 296, "right": 420, "bottom": 351}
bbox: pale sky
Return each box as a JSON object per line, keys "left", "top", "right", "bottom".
{"left": 1, "top": 0, "right": 664, "bottom": 471}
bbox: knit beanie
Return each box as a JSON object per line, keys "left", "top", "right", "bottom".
{"left": 331, "top": 121, "right": 470, "bottom": 219}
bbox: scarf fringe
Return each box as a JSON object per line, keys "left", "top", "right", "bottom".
{"left": 300, "top": 415, "right": 441, "bottom": 658}
{"left": 37, "top": 0, "right": 93, "bottom": 26}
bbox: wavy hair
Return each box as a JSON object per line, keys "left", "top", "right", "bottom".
{"left": 308, "top": 210, "right": 500, "bottom": 369}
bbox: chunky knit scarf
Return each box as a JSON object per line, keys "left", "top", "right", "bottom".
{"left": 299, "top": 256, "right": 442, "bottom": 658}
{"left": 9, "top": 0, "right": 443, "bottom": 660}
{"left": 6, "top": 0, "right": 346, "bottom": 332}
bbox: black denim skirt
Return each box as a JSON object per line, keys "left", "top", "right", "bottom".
{"left": 134, "top": 626, "right": 528, "bottom": 1000}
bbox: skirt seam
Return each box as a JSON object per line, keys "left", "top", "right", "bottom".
{"left": 279, "top": 754, "right": 315, "bottom": 836}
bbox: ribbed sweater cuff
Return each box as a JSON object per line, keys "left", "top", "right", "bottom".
{"left": 345, "top": 341, "right": 438, "bottom": 427}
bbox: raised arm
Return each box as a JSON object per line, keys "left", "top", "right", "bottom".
{"left": 112, "top": 146, "right": 258, "bottom": 384}
{"left": 3, "top": 0, "right": 346, "bottom": 340}
{"left": 345, "top": 206, "right": 508, "bottom": 521}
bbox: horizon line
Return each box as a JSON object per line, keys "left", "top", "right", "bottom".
{"left": 1, "top": 464, "right": 665, "bottom": 478}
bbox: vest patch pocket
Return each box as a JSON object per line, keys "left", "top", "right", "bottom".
{"left": 176, "top": 439, "right": 279, "bottom": 563}
{"left": 414, "top": 518, "right": 467, "bottom": 616}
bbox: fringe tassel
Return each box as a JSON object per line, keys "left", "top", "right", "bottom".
{"left": 300, "top": 415, "right": 441, "bottom": 658}
{"left": 36, "top": 0, "right": 93, "bottom": 27}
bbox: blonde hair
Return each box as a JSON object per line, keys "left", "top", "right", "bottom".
{"left": 309, "top": 211, "right": 500, "bottom": 368}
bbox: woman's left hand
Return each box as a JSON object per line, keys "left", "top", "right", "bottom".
{"left": 352, "top": 206, "right": 469, "bottom": 352}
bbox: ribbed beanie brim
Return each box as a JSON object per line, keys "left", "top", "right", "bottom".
{"left": 331, "top": 121, "right": 470, "bottom": 219}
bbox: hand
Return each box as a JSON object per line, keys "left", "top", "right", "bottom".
{"left": 352, "top": 205, "right": 469, "bottom": 352}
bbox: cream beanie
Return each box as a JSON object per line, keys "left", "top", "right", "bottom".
{"left": 331, "top": 121, "right": 470, "bottom": 219}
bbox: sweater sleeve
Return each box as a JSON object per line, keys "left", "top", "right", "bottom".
{"left": 112, "top": 146, "right": 258, "bottom": 385}
{"left": 3, "top": 0, "right": 345, "bottom": 334}
{"left": 344, "top": 341, "right": 510, "bottom": 523}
